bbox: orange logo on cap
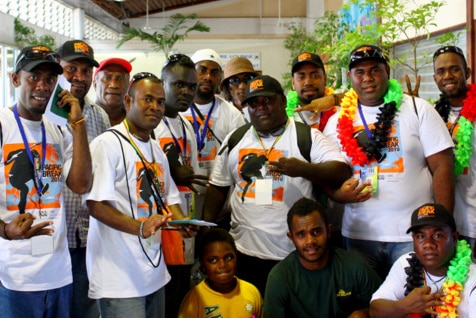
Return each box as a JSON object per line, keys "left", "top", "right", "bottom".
{"left": 249, "top": 79, "right": 264, "bottom": 92}
{"left": 298, "top": 52, "right": 312, "bottom": 62}
{"left": 73, "top": 42, "right": 91, "bottom": 56}
{"left": 417, "top": 205, "right": 435, "bottom": 219}
{"left": 356, "top": 46, "right": 373, "bottom": 53}
{"left": 32, "top": 46, "right": 49, "bottom": 52}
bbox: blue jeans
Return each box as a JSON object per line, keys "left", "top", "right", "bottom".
{"left": 343, "top": 237, "right": 413, "bottom": 279}
{"left": 0, "top": 282, "right": 72, "bottom": 318}
{"left": 70, "top": 247, "right": 99, "bottom": 318}
{"left": 97, "top": 287, "right": 165, "bottom": 318}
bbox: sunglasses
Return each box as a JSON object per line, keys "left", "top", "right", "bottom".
{"left": 15, "top": 49, "right": 59, "bottom": 69}
{"left": 433, "top": 46, "right": 465, "bottom": 61}
{"left": 127, "top": 72, "right": 160, "bottom": 94}
{"left": 163, "top": 54, "right": 195, "bottom": 69}
{"left": 349, "top": 46, "right": 387, "bottom": 65}
{"left": 228, "top": 74, "right": 255, "bottom": 86}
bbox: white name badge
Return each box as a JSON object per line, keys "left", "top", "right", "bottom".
{"left": 255, "top": 179, "right": 273, "bottom": 205}
{"left": 31, "top": 235, "right": 54, "bottom": 256}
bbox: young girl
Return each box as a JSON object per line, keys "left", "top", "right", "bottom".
{"left": 178, "top": 228, "right": 262, "bottom": 318}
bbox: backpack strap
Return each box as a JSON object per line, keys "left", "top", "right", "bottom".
{"left": 222, "top": 123, "right": 252, "bottom": 156}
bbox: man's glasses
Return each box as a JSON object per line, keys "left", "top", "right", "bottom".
{"left": 228, "top": 74, "right": 255, "bottom": 86}
{"left": 349, "top": 46, "right": 387, "bottom": 64}
{"left": 127, "top": 72, "right": 160, "bottom": 94}
{"left": 162, "top": 54, "right": 195, "bottom": 70}
{"left": 433, "top": 46, "right": 465, "bottom": 61}
{"left": 15, "top": 48, "right": 59, "bottom": 70}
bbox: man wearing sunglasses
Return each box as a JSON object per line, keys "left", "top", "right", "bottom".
{"left": 432, "top": 46, "right": 476, "bottom": 251}
{"left": 0, "top": 45, "right": 92, "bottom": 317}
{"left": 57, "top": 39, "right": 110, "bottom": 318}
{"left": 220, "top": 56, "right": 258, "bottom": 121}
{"left": 323, "top": 44, "right": 454, "bottom": 279}
{"left": 85, "top": 72, "right": 192, "bottom": 318}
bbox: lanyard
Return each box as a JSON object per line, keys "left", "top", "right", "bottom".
{"left": 13, "top": 104, "right": 46, "bottom": 197}
{"left": 191, "top": 98, "right": 216, "bottom": 150}
{"left": 253, "top": 119, "right": 289, "bottom": 159}
{"left": 357, "top": 102, "right": 373, "bottom": 139}
{"left": 162, "top": 116, "right": 187, "bottom": 161}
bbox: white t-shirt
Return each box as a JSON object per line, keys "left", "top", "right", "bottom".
{"left": 371, "top": 252, "right": 476, "bottom": 318}
{"left": 324, "top": 95, "right": 454, "bottom": 242}
{"left": 0, "top": 108, "right": 73, "bottom": 291}
{"left": 448, "top": 107, "right": 476, "bottom": 239}
{"left": 85, "top": 124, "right": 181, "bottom": 299}
{"left": 210, "top": 118, "right": 346, "bottom": 260}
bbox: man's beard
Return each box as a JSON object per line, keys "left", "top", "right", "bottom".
{"left": 196, "top": 88, "right": 215, "bottom": 102}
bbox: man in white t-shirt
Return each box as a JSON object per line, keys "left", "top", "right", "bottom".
{"left": 323, "top": 44, "right": 454, "bottom": 279}
{"left": 203, "top": 75, "right": 358, "bottom": 295}
{"left": 370, "top": 203, "right": 476, "bottom": 318}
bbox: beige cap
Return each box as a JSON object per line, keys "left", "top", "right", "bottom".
{"left": 221, "top": 57, "right": 257, "bottom": 88}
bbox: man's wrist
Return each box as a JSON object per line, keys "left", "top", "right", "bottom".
{"left": 1, "top": 222, "right": 11, "bottom": 240}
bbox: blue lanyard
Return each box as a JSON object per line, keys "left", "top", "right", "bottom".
{"left": 13, "top": 104, "right": 47, "bottom": 196}
{"left": 191, "top": 98, "right": 216, "bottom": 150}
{"left": 357, "top": 102, "right": 373, "bottom": 139}
{"left": 162, "top": 116, "right": 188, "bottom": 161}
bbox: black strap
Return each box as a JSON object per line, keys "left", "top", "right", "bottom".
{"left": 109, "top": 129, "right": 162, "bottom": 268}
{"left": 191, "top": 103, "right": 222, "bottom": 145}
{"left": 411, "top": 96, "right": 419, "bottom": 118}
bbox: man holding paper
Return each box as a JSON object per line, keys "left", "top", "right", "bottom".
{"left": 0, "top": 45, "right": 92, "bottom": 317}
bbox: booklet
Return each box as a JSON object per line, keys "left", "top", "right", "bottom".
{"left": 45, "top": 75, "right": 71, "bottom": 126}
{"left": 167, "top": 219, "right": 217, "bottom": 227}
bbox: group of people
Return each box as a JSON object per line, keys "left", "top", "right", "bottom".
{"left": 0, "top": 37, "right": 475, "bottom": 318}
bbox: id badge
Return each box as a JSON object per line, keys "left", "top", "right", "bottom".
{"left": 31, "top": 235, "right": 54, "bottom": 255}
{"left": 255, "top": 178, "right": 273, "bottom": 205}
{"left": 360, "top": 165, "right": 378, "bottom": 194}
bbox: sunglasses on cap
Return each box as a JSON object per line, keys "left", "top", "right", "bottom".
{"left": 433, "top": 46, "right": 465, "bottom": 61}
{"left": 350, "top": 46, "right": 386, "bottom": 64}
{"left": 163, "top": 54, "right": 195, "bottom": 69}
{"left": 127, "top": 72, "right": 160, "bottom": 94}
{"left": 229, "top": 74, "right": 255, "bottom": 86}
{"left": 15, "top": 48, "right": 59, "bottom": 70}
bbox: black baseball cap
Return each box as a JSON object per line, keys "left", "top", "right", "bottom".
{"left": 57, "top": 40, "right": 99, "bottom": 67}
{"left": 292, "top": 52, "right": 325, "bottom": 74}
{"left": 242, "top": 75, "right": 284, "bottom": 106}
{"left": 349, "top": 44, "right": 388, "bottom": 70}
{"left": 14, "top": 45, "right": 63, "bottom": 74}
{"left": 406, "top": 203, "right": 456, "bottom": 234}
{"left": 433, "top": 46, "right": 466, "bottom": 62}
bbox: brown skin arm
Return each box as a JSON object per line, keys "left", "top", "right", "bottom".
{"left": 293, "top": 93, "right": 344, "bottom": 120}
{"left": 58, "top": 89, "right": 92, "bottom": 194}
{"left": 426, "top": 148, "right": 455, "bottom": 213}
{"left": 87, "top": 200, "right": 171, "bottom": 238}
{"left": 348, "top": 308, "right": 370, "bottom": 318}
{"left": 0, "top": 214, "right": 53, "bottom": 240}
{"left": 202, "top": 184, "right": 230, "bottom": 222}
{"left": 369, "top": 287, "right": 444, "bottom": 318}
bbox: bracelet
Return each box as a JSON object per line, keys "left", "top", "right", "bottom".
{"left": 71, "top": 117, "right": 86, "bottom": 126}
{"left": 139, "top": 221, "right": 146, "bottom": 239}
{"left": 333, "top": 94, "right": 339, "bottom": 106}
{"left": 3, "top": 222, "right": 11, "bottom": 240}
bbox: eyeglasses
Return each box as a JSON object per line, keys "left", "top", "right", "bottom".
{"left": 127, "top": 72, "right": 160, "bottom": 94}
{"left": 228, "top": 74, "right": 255, "bottom": 86}
{"left": 349, "top": 46, "right": 387, "bottom": 65}
{"left": 433, "top": 46, "right": 465, "bottom": 61}
{"left": 15, "top": 48, "right": 59, "bottom": 71}
{"left": 247, "top": 96, "right": 276, "bottom": 109}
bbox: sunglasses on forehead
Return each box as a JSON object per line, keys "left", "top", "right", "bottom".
{"left": 127, "top": 72, "right": 160, "bottom": 94}
{"left": 15, "top": 49, "right": 59, "bottom": 68}
{"left": 228, "top": 74, "right": 255, "bottom": 86}
{"left": 163, "top": 54, "right": 195, "bottom": 69}
{"left": 349, "top": 47, "right": 386, "bottom": 64}
{"left": 433, "top": 46, "right": 465, "bottom": 61}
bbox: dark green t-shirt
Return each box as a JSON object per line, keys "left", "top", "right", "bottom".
{"left": 263, "top": 248, "right": 382, "bottom": 318}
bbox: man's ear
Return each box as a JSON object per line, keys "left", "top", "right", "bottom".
{"left": 11, "top": 72, "right": 20, "bottom": 88}
{"left": 124, "top": 94, "right": 132, "bottom": 112}
{"left": 287, "top": 231, "right": 293, "bottom": 241}
{"left": 465, "top": 67, "right": 471, "bottom": 81}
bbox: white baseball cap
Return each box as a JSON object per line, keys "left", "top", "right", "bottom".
{"left": 191, "top": 48, "right": 223, "bottom": 68}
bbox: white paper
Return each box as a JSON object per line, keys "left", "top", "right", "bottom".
{"left": 255, "top": 178, "right": 273, "bottom": 205}
{"left": 45, "top": 75, "right": 71, "bottom": 126}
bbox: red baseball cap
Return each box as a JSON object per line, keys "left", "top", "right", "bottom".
{"left": 94, "top": 58, "right": 132, "bottom": 77}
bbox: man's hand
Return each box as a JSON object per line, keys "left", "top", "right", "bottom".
{"left": 4, "top": 213, "right": 54, "bottom": 240}
{"left": 171, "top": 165, "right": 208, "bottom": 194}
{"left": 57, "top": 89, "right": 83, "bottom": 122}
{"left": 267, "top": 157, "right": 305, "bottom": 177}
{"left": 331, "top": 177, "right": 373, "bottom": 203}
{"left": 404, "top": 74, "right": 420, "bottom": 97}
{"left": 400, "top": 286, "right": 445, "bottom": 316}
{"left": 141, "top": 212, "right": 172, "bottom": 238}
